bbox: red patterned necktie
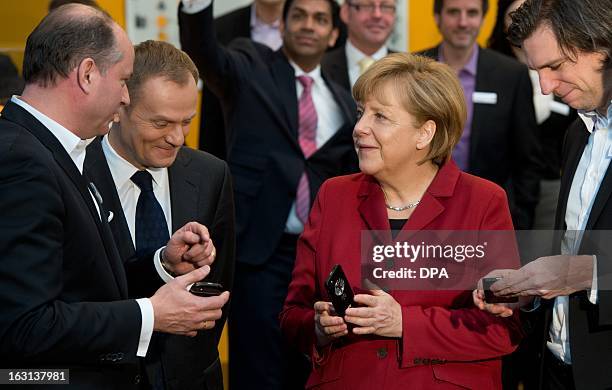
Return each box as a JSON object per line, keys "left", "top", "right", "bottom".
{"left": 296, "top": 75, "right": 318, "bottom": 224}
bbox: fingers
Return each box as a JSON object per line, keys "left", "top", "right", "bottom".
{"left": 352, "top": 326, "right": 376, "bottom": 335}
{"left": 314, "top": 301, "right": 332, "bottom": 313}
{"left": 175, "top": 265, "right": 211, "bottom": 286}
{"left": 353, "top": 294, "right": 378, "bottom": 307}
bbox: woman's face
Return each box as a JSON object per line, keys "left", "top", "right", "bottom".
{"left": 504, "top": 0, "right": 527, "bottom": 64}
{"left": 353, "top": 85, "right": 432, "bottom": 179}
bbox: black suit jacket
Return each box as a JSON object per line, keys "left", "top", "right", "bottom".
{"left": 198, "top": 4, "right": 252, "bottom": 160}
{"left": 532, "top": 118, "right": 612, "bottom": 390}
{"left": 0, "top": 101, "right": 143, "bottom": 389}
{"left": 84, "top": 138, "right": 235, "bottom": 390}
{"left": 179, "top": 3, "right": 358, "bottom": 266}
{"left": 417, "top": 46, "right": 542, "bottom": 229}
{"left": 214, "top": 4, "right": 251, "bottom": 45}
{"left": 321, "top": 45, "right": 395, "bottom": 92}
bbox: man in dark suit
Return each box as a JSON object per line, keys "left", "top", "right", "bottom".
{"left": 322, "top": 0, "right": 397, "bottom": 91}
{"left": 417, "top": 0, "right": 541, "bottom": 230}
{"left": 477, "top": 0, "right": 612, "bottom": 389}
{"left": 85, "top": 40, "right": 235, "bottom": 390}
{"left": 200, "top": 0, "right": 284, "bottom": 160}
{"left": 179, "top": 0, "right": 358, "bottom": 388}
{"left": 0, "top": 5, "right": 229, "bottom": 388}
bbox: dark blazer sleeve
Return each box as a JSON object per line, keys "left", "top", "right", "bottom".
{"left": 214, "top": 5, "right": 251, "bottom": 46}
{"left": 0, "top": 129, "right": 141, "bottom": 364}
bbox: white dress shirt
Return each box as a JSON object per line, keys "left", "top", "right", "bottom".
{"left": 284, "top": 62, "right": 344, "bottom": 234}
{"left": 11, "top": 96, "right": 154, "bottom": 357}
{"left": 345, "top": 40, "right": 389, "bottom": 88}
{"left": 550, "top": 101, "right": 612, "bottom": 364}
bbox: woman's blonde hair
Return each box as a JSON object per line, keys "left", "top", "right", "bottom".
{"left": 353, "top": 53, "right": 466, "bottom": 165}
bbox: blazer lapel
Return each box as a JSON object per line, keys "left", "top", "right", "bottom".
{"left": 555, "top": 121, "right": 590, "bottom": 230}
{"left": 169, "top": 148, "right": 200, "bottom": 232}
{"left": 84, "top": 138, "right": 136, "bottom": 261}
{"left": 270, "top": 50, "right": 299, "bottom": 139}
{"left": 403, "top": 161, "right": 457, "bottom": 232}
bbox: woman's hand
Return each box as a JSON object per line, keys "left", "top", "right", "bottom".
{"left": 314, "top": 301, "right": 348, "bottom": 347}
{"left": 344, "top": 290, "right": 402, "bottom": 338}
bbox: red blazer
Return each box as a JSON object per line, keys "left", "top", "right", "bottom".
{"left": 280, "top": 161, "right": 523, "bottom": 390}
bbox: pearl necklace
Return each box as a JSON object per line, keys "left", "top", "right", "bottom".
{"left": 380, "top": 185, "right": 420, "bottom": 212}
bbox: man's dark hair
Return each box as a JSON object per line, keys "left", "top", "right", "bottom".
{"left": 508, "top": 0, "right": 612, "bottom": 66}
{"left": 48, "top": 0, "right": 100, "bottom": 11}
{"left": 433, "top": 0, "right": 489, "bottom": 16}
{"left": 23, "top": 4, "right": 122, "bottom": 87}
{"left": 282, "top": 0, "right": 341, "bottom": 30}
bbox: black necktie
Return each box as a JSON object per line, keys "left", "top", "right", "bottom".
{"left": 131, "top": 170, "right": 169, "bottom": 257}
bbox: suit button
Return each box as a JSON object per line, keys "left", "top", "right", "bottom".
{"left": 413, "top": 358, "right": 421, "bottom": 365}
{"left": 422, "top": 358, "right": 430, "bottom": 365}
{"left": 377, "top": 347, "right": 388, "bottom": 359}
{"left": 134, "top": 375, "right": 141, "bottom": 385}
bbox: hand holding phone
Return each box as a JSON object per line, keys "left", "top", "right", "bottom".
{"left": 325, "top": 264, "right": 354, "bottom": 316}
{"left": 483, "top": 277, "right": 518, "bottom": 304}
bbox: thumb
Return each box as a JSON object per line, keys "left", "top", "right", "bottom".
{"left": 176, "top": 265, "right": 210, "bottom": 286}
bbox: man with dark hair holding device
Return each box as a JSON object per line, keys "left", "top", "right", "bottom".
{"left": 85, "top": 40, "right": 235, "bottom": 390}
{"left": 476, "top": 0, "right": 612, "bottom": 389}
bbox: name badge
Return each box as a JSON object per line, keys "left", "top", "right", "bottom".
{"left": 473, "top": 92, "right": 498, "bottom": 105}
{"left": 550, "top": 100, "right": 571, "bottom": 116}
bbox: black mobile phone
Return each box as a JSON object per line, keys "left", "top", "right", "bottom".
{"left": 325, "top": 264, "right": 354, "bottom": 317}
{"left": 190, "top": 281, "right": 224, "bottom": 297}
{"left": 483, "top": 277, "right": 518, "bottom": 304}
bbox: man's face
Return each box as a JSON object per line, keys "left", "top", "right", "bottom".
{"left": 92, "top": 25, "right": 133, "bottom": 136}
{"left": 523, "top": 25, "right": 607, "bottom": 112}
{"left": 114, "top": 76, "right": 198, "bottom": 169}
{"left": 281, "top": 0, "right": 338, "bottom": 61}
{"left": 341, "top": 1, "right": 396, "bottom": 51}
{"left": 435, "top": 0, "right": 484, "bottom": 51}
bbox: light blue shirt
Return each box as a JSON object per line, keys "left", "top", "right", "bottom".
{"left": 549, "top": 101, "right": 612, "bottom": 364}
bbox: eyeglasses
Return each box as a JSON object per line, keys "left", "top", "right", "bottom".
{"left": 347, "top": 1, "right": 397, "bottom": 15}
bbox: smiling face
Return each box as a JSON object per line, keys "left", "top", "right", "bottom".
{"left": 112, "top": 75, "right": 198, "bottom": 169}
{"left": 353, "top": 83, "right": 433, "bottom": 179}
{"left": 281, "top": 0, "right": 338, "bottom": 69}
{"left": 435, "top": 0, "right": 484, "bottom": 51}
{"left": 341, "top": 1, "right": 396, "bottom": 54}
{"left": 523, "top": 25, "right": 607, "bottom": 111}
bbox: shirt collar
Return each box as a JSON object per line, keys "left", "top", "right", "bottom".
{"left": 250, "top": 3, "right": 280, "bottom": 29}
{"left": 345, "top": 40, "right": 389, "bottom": 65}
{"left": 578, "top": 100, "right": 612, "bottom": 133}
{"left": 11, "top": 96, "right": 93, "bottom": 173}
{"left": 102, "top": 133, "right": 166, "bottom": 189}
{"left": 289, "top": 60, "right": 323, "bottom": 84}
{"left": 439, "top": 44, "right": 479, "bottom": 76}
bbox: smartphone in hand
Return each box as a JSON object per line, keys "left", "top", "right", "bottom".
{"left": 483, "top": 277, "right": 518, "bottom": 304}
{"left": 190, "top": 281, "right": 224, "bottom": 297}
{"left": 325, "top": 264, "right": 354, "bottom": 316}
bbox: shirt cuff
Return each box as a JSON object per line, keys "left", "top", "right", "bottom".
{"left": 135, "top": 298, "right": 154, "bottom": 357}
{"left": 520, "top": 296, "right": 541, "bottom": 313}
{"left": 181, "top": 0, "right": 210, "bottom": 14}
{"left": 154, "top": 247, "right": 175, "bottom": 283}
{"left": 588, "top": 255, "right": 598, "bottom": 304}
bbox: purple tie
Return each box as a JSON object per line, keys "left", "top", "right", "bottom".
{"left": 296, "top": 75, "right": 318, "bottom": 224}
